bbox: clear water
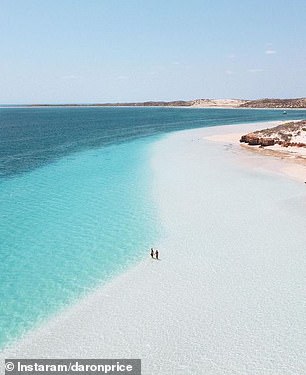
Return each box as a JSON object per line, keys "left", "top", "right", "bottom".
{"left": 2, "top": 107, "right": 306, "bottom": 179}
{"left": 1, "top": 107, "right": 306, "bottom": 349}
{"left": 146, "top": 131, "right": 306, "bottom": 374}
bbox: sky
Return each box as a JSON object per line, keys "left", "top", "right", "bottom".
{"left": 0, "top": 0, "right": 305, "bottom": 104}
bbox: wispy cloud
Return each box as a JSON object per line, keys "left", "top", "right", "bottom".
{"left": 225, "top": 69, "right": 234, "bottom": 75}
{"left": 265, "top": 49, "right": 277, "bottom": 54}
{"left": 248, "top": 68, "right": 264, "bottom": 73}
{"left": 265, "top": 43, "right": 277, "bottom": 55}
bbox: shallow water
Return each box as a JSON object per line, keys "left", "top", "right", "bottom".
{"left": 148, "top": 129, "right": 306, "bottom": 374}
{"left": 0, "top": 139, "right": 160, "bottom": 347}
{"left": 2, "top": 127, "right": 305, "bottom": 375}
{"left": 1, "top": 107, "right": 306, "bottom": 349}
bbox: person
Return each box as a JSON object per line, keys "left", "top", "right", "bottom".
{"left": 155, "top": 249, "right": 159, "bottom": 260}
{"left": 150, "top": 248, "right": 154, "bottom": 259}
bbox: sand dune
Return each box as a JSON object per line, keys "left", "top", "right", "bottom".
{"left": 190, "top": 99, "right": 247, "bottom": 108}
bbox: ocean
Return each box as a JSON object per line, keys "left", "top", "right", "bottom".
{"left": 1, "top": 107, "right": 306, "bottom": 349}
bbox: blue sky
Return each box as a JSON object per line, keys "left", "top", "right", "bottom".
{"left": 0, "top": 0, "right": 305, "bottom": 103}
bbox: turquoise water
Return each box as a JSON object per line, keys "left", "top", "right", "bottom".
{"left": 1, "top": 107, "right": 306, "bottom": 348}
{"left": 0, "top": 138, "right": 160, "bottom": 347}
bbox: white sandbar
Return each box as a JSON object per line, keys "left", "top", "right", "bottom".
{"left": 2, "top": 122, "right": 306, "bottom": 375}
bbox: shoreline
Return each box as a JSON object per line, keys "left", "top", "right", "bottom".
{"left": 203, "top": 120, "right": 306, "bottom": 182}
{"left": 1, "top": 121, "right": 306, "bottom": 374}
{"left": 1, "top": 105, "right": 306, "bottom": 110}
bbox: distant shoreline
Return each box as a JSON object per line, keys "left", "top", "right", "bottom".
{"left": 1, "top": 97, "right": 306, "bottom": 109}
{"left": 1, "top": 106, "right": 306, "bottom": 110}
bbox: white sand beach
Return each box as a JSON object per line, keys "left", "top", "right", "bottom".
{"left": 2, "top": 122, "right": 306, "bottom": 375}
{"left": 204, "top": 121, "right": 306, "bottom": 182}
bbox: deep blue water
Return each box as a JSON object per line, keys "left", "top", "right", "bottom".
{"left": 0, "top": 107, "right": 306, "bottom": 349}
{"left": 1, "top": 107, "right": 306, "bottom": 178}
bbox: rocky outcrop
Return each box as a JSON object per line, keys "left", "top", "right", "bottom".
{"left": 240, "top": 120, "right": 306, "bottom": 148}
{"left": 240, "top": 134, "right": 275, "bottom": 146}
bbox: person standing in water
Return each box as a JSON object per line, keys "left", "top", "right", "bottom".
{"left": 155, "top": 249, "right": 159, "bottom": 260}
{"left": 150, "top": 248, "right": 154, "bottom": 259}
